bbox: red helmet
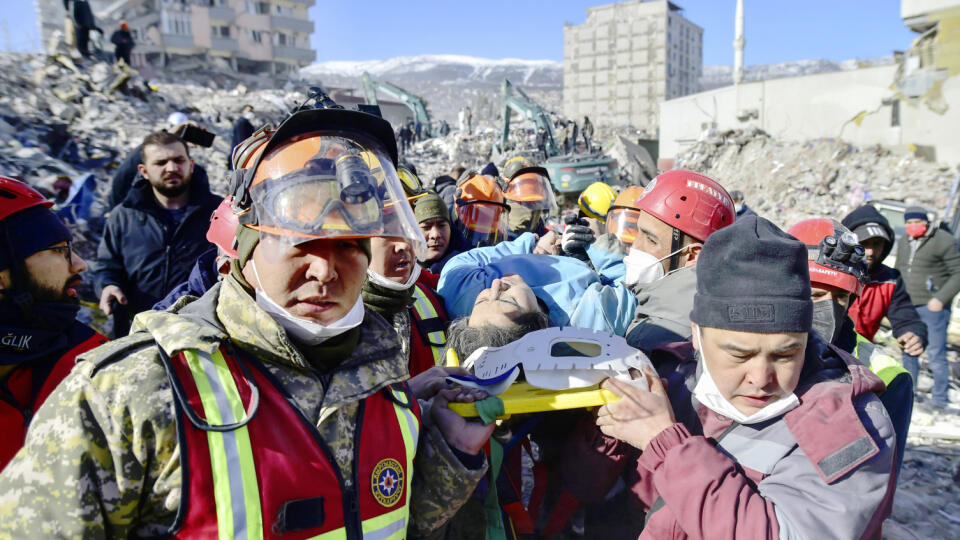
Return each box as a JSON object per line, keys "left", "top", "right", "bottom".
{"left": 0, "top": 176, "right": 53, "bottom": 221}
{"left": 206, "top": 196, "right": 239, "bottom": 259}
{"left": 787, "top": 218, "right": 867, "bottom": 296}
{"left": 633, "top": 170, "right": 735, "bottom": 242}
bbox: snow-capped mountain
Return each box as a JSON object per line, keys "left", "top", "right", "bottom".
{"left": 298, "top": 54, "right": 894, "bottom": 125}
{"left": 301, "top": 55, "right": 563, "bottom": 88}
{"left": 699, "top": 57, "right": 895, "bottom": 91}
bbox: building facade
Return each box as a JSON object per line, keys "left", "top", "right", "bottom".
{"left": 563, "top": 0, "right": 702, "bottom": 133}
{"left": 658, "top": 0, "right": 960, "bottom": 166}
{"left": 36, "top": 0, "right": 316, "bottom": 74}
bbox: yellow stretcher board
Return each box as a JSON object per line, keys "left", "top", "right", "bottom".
{"left": 448, "top": 381, "right": 621, "bottom": 420}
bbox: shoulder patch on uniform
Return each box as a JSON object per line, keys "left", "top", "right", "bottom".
{"left": 371, "top": 458, "right": 405, "bottom": 507}
{"left": 79, "top": 331, "right": 156, "bottom": 374}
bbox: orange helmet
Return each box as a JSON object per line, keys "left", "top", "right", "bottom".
{"left": 787, "top": 218, "right": 868, "bottom": 296}
{"left": 605, "top": 185, "right": 645, "bottom": 247}
{"left": 503, "top": 167, "right": 557, "bottom": 213}
{"left": 233, "top": 105, "right": 424, "bottom": 260}
{"left": 455, "top": 174, "right": 509, "bottom": 247}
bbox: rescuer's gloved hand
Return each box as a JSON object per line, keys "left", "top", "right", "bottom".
{"left": 561, "top": 215, "right": 595, "bottom": 261}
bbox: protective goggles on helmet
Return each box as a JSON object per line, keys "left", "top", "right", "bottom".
{"left": 248, "top": 131, "right": 425, "bottom": 260}
{"left": 458, "top": 201, "right": 509, "bottom": 248}
{"left": 504, "top": 170, "right": 557, "bottom": 213}
{"left": 807, "top": 231, "right": 868, "bottom": 296}
{"left": 606, "top": 207, "right": 641, "bottom": 247}
{"left": 396, "top": 166, "right": 427, "bottom": 203}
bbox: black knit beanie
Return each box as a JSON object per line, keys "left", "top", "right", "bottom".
{"left": 690, "top": 215, "right": 813, "bottom": 333}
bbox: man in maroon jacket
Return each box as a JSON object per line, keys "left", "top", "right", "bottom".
{"left": 596, "top": 215, "right": 896, "bottom": 539}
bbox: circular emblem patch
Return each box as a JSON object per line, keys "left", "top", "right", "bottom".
{"left": 371, "top": 458, "right": 404, "bottom": 507}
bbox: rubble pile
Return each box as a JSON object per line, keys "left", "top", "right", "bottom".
{"left": 676, "top": 128, "right": 957, "bottom": 228}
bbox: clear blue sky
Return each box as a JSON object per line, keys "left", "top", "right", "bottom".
{"left": 1, "top": 1, "right": 916, "bottom": 66}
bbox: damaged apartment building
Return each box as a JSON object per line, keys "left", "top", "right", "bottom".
{"left": 35, "top": 0, "right": 316, "bottom": 74}
{"left": 563, "top": 0, "right": 702, "bottom": 134}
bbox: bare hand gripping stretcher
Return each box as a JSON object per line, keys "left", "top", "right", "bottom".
{"left": 444, "top": 327, "right": 654, "bottom": 419}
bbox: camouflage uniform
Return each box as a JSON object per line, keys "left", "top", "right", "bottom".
{"left": 0, "top": 275, "right": 486, "bottom": 538}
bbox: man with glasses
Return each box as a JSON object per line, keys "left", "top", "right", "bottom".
{"left": 0, "top": 177, "right": 106, "bottom": 471}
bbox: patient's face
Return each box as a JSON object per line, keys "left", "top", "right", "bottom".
{"left": 468, "top": 274, "right": 542, "bottom": 328}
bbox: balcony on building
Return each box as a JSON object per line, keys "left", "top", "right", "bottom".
{"left": 209, "top": 5, "right": 236, "bottom": 21}
{"left": 211, "top": 37, "right": 239, "bottom": 51}
{"left": 273, "top": 46, "right": 316, "bottom": 62}
{"left": 161, "top": 34, "right": 196, "bottom": 49}
{"left": 270, "top": 15, "right": 314, "bottom": 33}
{"left": 287, "top": 0, "right": 317, "bottom": 6}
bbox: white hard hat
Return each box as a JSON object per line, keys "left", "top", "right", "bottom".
{"left": 167, "top": 112, "right": 189, "bottom": 127}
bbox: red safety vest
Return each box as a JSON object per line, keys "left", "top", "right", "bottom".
{"left": 0, "top": 332, "right": 107, "bottom": 471}
{"left": 163, "top": 346, "right": 421, "bottom": 540}
{"left": 409, "top": 282, "right": 448, "bottom": 377}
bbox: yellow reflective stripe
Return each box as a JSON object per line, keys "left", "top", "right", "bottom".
{"left": 361, "top": 505, "right": 410, "bottom": 540}
{"left": 182, "top": 349, "right": 263, "bottom": 540}
{"left": 855, "top": 335, "right": 910, "bottom": 386}
{"left": 210, "top": 350, "right": 264, "bottom": 540}
{"left": 306, "top": 528, "right": 348, "bottom": 540}
{"left": 411, "top": 286, "right": 446, "bottom": 365}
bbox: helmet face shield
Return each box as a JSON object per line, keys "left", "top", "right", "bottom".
{"left": 504, "top": 172, "right": 557, "bottom": 213}
{"left": 458, "top": 202, "right": 509, "bottom": 247}
{"left": 249, "top": 131, "right": 425, "bottom": 261}
{"left": 606, "top": 207, "right": 641, "bottom": 247}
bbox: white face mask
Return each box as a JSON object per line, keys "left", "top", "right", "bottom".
{"left": 691, "top": 325, "right": 800, "bottom": 425}
{"left": 366, "top": 263, "right": 422, "bottom": 291}
{"left": 250, "top": 259, "right": 365, "bottom": 345}
{"left": 734, "top": 203, "right": 744, "bottom": 214}
{"left": 622, "top": 243, "right": 701, "bottom": 287}
{"left": 242, "top": 111, "right": 255, "bottom": 121}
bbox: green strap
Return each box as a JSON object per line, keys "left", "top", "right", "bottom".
{"left": 484, "top": 439, "right": 506, "bottom": 540}
{"left": 475, "top": 396, "right": 505, "bottom": 425}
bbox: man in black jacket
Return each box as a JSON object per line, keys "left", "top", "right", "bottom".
{"left": 842, "top": 205, "right": 927, "bottom": 354}
{"left": 109, "top": 21, "right": 134, "bottom": 65}
{"left": 70, "top": 0, "right": 100, "bottom": 58}
{"left": 94, "top": 131, "right": 220, "bottom": 335}
{"left": 896, "top": 206, "right": 960, "bottom": 409}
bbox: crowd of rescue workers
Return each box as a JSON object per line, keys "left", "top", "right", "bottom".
{"left": 0, "top": 92, "right": 957, "bottom": 540}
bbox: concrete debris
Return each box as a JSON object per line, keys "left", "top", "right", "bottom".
{"left": 0, "top": 51, "right": 307, "bottom": 300}
{"left": 675, "top": 128, "right": 957, "bottom": 229}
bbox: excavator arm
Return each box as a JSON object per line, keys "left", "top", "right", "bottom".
{"left": 499, "top": 79, "right": 560, "bottom": 157}
{"left": 361, "top": 71, "right": 432, "bottom": 137}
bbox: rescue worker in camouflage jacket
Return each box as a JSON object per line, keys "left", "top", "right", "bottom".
{"left": 0, "top": 102, "right": 494, "bottom": 538}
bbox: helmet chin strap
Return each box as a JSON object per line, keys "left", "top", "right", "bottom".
{"left": 667, "top": 227, "right": 684, "bottom": 273}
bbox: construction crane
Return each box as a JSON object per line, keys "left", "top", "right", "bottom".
{"left": 361, "top": 72, "right": 433, "bottom": 138}
{"left": 498, "top": 79, "right": 560, "bottom": 157}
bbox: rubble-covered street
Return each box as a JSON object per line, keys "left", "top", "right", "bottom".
{"left": 0, "top": 45, "right": 957, "bottom": 538}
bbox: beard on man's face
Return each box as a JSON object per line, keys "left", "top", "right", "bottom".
{"left": 150, "top": 171, "right": 191, "bottom": 198}
{"left": 24, "top": 272, "right": 81, "bottom": 304}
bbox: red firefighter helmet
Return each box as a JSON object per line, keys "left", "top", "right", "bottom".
{"left": 206, "top": 196, "right": 240, "bottom": 259}
{"left": 787, "top": 218, "right": 868, "bottom": 296}
{"left": 0, "top": 177, "right": 53, "bottom": 221}
{"left": 632, "top": 170, "right": 735, "bottom": 242}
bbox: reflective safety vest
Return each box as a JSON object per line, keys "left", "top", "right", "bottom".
{"left": 409, "top": 283, "right": 447, "bottom": 377}
{"left": 0, "top": 331, "right": 106, "bottom": 471}
{"left": 853, "top": 333, "right": 911, "bottom": 387}
{"left": 162, "top": 346, "right": 421, "bottom": 540}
